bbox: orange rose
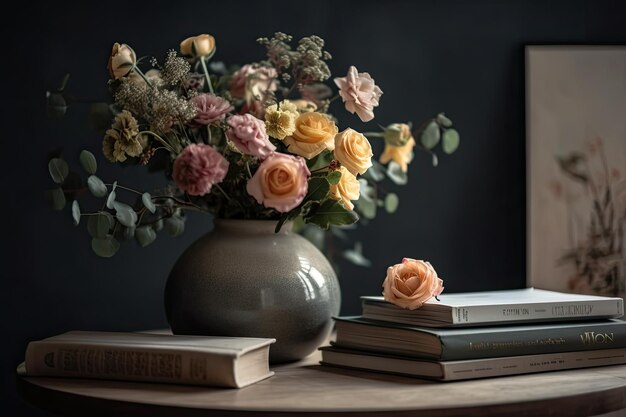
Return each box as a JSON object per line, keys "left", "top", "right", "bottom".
{"left": 329, "top": 166, "right": 360, "bottom": 211}
{"left": 107, "top": 43, "right": 136, "bottom": 79}
{"left": 283, "top": 112, "right": 337, "bottom": 159}
{"left": 334, "top": 128, "right": 373, "bottom": 175}
{"left": 380, "top": 136, "right": 416, "bottom": 173}
{"left": 382, "top": 258, "right": 444, "bottom": 310}
{"left": 180, "top": 34, "right": 216, "bottom": 59}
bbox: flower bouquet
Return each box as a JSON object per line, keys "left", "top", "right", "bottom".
{"left": 46, "top": 32, "right": 460, "bottom": 260}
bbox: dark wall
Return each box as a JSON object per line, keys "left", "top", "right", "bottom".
{"left": 5, "top": 0, "right": 626, "bottom": 415}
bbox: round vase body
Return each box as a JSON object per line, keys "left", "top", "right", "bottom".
{"left": 164, "top": 220, "right": 341, "bottom": 363}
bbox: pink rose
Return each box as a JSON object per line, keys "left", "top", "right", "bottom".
{"left": 189, "top": 93, "right": 234, "bottom": 127}
{"left": 334, "top": 65, "right": 383, "bottom": 122}
{"left": 382, "top": 258, "right": 444, "bottom": 310}
{"left": 172, "top": 144, "right": 229, "bottom": 196}
{"left": 226, "top": 114, "right": 276, "bottom": 159}
{"left": 246, "top": 153, "right": 310, "bottom": 213}
{"left": 230, "top": 64, "right": 278, "bottom": 102}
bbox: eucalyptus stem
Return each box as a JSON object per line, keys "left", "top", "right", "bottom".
{"left": 328, "top": 94, "right": 341, "bottom": 103}
{"left": 199, "top": 57, "right": 215, "bottom": 94}
{"left": 362, "top": 132, "right": 385, "bottom": 138}
{"left": 138, "top": 130, "right": 176, "bottom": 154}
{"left": 105, "top": 183, "right": 143, "bottom": 195}
{"left": 214, "top": 183, "right": 232, "bottom": 202}
{"left": 133, "top": 67, "right": 153, "bottom": 88}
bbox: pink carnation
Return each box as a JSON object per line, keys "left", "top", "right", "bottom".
{"left": 334, "top": 65, "right": 383, "bottom": 123}
{"left": 247, "top": 152, "right": 310, "bottom": 213}
{"left": 226, "top": 114, "right": 276, "bottom": 159}
{"left": 229, "top": 64, "right": 277, "bottom": 101}
{"left": 172, "top": 144, "right": 229, "bottom": 196}
{"left": 189, "top": 93, "right": 234, "bottom": 127}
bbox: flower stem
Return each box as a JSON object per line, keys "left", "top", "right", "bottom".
{"left": 105, "top": 183, "right": 143, "bottom": 195}
{"left": 245, "top": 161, "right": 253, "bottom": 179}
{"left": 138, "top": 130, "right": 176, "bottom": 154}
{"left": 362, "top": 132, "right": 385, "bottom": 138}
{"left": 213, "top": 183, "right": 232, "bottom": 202}
{"left": 200, "top": 57, "right": 215, "bottom": 94}
{"left": 133, "top": 67, "right": 153, "bottom": 88}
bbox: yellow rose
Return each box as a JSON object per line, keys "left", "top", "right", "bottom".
{"left": 334, "top": 128, "right": 373, "bottom": 175}
{"left": 329, "top": 166, "right": 360, "bottom": 211}
{"left": 107, "top": 43, "right": 136, "bottom": 79}
{"left": 380, "top": 136, "right": 416, "bottom": 172}
{"left": 180, "top": 34, "right": 216, "bottom": 59}
{"left": 283, "top": 112, "right": 337, "bottom": 159}
{"left": 383, "top": 123, "right": 412, "bottom": 147}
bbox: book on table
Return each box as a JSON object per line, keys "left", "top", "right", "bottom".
{"left": 23, "top": 331, "right": 275, "bottom": 388}
{"left": 334, "top": 316, "right": 626, "bottom": 361}
{"left": 320, "top": 345, "right": 626, "bottom": 381}
{"left": 361, "top": 288, "right": 624, "bottom": 327}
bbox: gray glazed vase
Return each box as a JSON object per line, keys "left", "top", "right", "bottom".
{"left": 164, "top": 219, "right": 341, "bottom": 363}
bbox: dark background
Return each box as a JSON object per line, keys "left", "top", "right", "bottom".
{"left": 4, "top": 0, "right": 626, "bottom": 415}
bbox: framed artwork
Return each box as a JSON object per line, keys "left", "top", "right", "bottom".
{"left": 527, "top": 46, "right": 626, "bottom": 298}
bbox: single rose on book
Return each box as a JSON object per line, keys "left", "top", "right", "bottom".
{"left": 382, "top": 258, "right": 444, "bottom": 310}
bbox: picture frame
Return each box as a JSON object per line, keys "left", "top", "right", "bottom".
{"left": 526, "top": 45, "right": 626, "bottom": 297}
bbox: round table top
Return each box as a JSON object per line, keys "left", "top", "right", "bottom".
{"left": 16, "top": 351, "right": 626, "bottom": 417}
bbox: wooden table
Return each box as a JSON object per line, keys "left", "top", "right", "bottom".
{"left": 16, "top": 349, "right": 626, "bottom": 417}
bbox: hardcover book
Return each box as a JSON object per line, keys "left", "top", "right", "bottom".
{"left": 334, "top": 316, "right": 626, "bottom": 361}
{"left": 320, "top": 346, "right": 626, "bottom": 381}
{"left": 362, "top": 288, "right": 624, "bottom": 327}
{"left": 24, "top": 331, "right": 275, "bottom": 388}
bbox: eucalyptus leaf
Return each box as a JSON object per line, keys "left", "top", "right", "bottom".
{"left": 46, "top": 91, "right": 67, "bottom": 118}
{"left": 87, "top": 212, "right": 113, "bottom": 239}
{"left": 326, "top": 171, "right": 342, "bottom": 185}
{"left": 437, "top": 112, "right": 453, "bottom": 127}
{"left": 80, "top": 150, "right": 97, "bottom": 174}
{"left": 304, "top": 200, "right": 359, "bottom": 230}
{"left": 48, "top": 158, "right": 69, "bottom": 184}
{"left": 136, "top": 226, "right": 157, "bottom": 247}
{"left": 71, "top": 200, "right": 81, "bottom": 226}
{"left": 432, "top": 153, "right": 439, "bottom": 167}
{"left": 122, "top": 225, "right": 136, "bottom": 240}
{"left": 87, "top": 175, "right": 108, "bottom": 198}
{"left": 355, "top": 195, "right": 377, "bottom": 219}
{"left": 420, "top": 120, "right": 440, "bottom": 150}
{"left": 142, "top": 192, "right": 156, "bottom": 214}
{"left": 165, "top": 216, "right": 185, "bottom": 237}
{"left": 153, "top": 219, "right": 164, "bottom": 232}
{"left": 343, "top": 242, "right": 372, "bottom": 267}
{"left": 384, "top": 193, "right": 400, "bottom": 213}
{"left": 442, "top": 129, "right": 460, "bottom": 154}
{"left": 91, "top": 236, "right": 120, "bottom": 258}
{"left": 112, "top": 201, "right": 138, "bottom": 227}
{"left": 106, "top": 190, "right": 116, "bottom": 209}
{"left": 386, "top": 162, "right": 408, "bottom": 185}
{"left": 46, "top": 188, "right": 66, "bottom": 210}
{"left": 363, "top": 161, "right": 386, "bottom": 182}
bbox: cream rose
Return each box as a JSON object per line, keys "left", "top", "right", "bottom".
{"left": 329, "top": 166, "right": 360, "bottom": 211}
{"left": 333, "top": 128, "right": 373, "bottom": 175}
{"left": 107, "top": 43, "right": 136, "bottom": 79}
{"left": 180, "top": 34, "right": 216, "bottom": 59}
{"left": 246, "top": 153, "right": 310, "bottom": 213}
{"left": 383, "top": 258, "right": 444, "bottom": 310}
{"left": 283, "top": 112, "right": 337, "bottom": 159}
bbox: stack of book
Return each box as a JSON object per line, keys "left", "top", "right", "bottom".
{"left": 321, "top": 288, "right": 626, "bottom": 381}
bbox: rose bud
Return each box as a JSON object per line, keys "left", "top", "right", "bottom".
{"left": 180, "top": 34, "right": 216, "bottom": 60}
{"left": 107, "top": 43, "right": 137, "bottom": 79}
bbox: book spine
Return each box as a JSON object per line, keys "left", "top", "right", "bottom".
{"left": 441, "top": 349, "right": 626, "bottom": 381}
{"left": 451, "top": 299, "right": 624, "bottom": 325}
{"left": 440, "top": 322, "right": 626, "bottom": 360}
{"left": 25, "top": 341, "right": 237, "bottom": 387}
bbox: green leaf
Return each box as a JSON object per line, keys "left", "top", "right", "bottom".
{"left": 307, "top": 149, "right": 333, "bottom": 171}
{"left": 305, "top": 200, "right": 359, "bottom": 230}
{"left": 386, "top": 162, "right": 408, "bottom": 185}
{"left": 71, "top": 200, "right": 81, "bottom": 226}
{"left": 363, "top": 161, "right": 386, "bottom": 182}
{"left": 326, "top": 171, "right": 342, "bottom": 185}
{"left": 48, "top": 158, "right": 69, "bottom": 184}
{"left": 79, "top": 150, "right": 97, "bottom": 174}
{"left": 87, "top": 212, "right": 113, "bottom": 239}
{"left": 436, "top": 113, "right": 453, "bottom": 127}
{"left": 442, "top": 129, "right": 460, "bottom": 154}
{"left": 136, "top": 226, "right": 156, "bottom": 247}
{"left": 112, "top": 201, "right": 138, "bottom": 227}
{"left": 122, "top": 226, "right": 136, "bottom": 240}
{"left": 305, "top": 177, "right": 330, "bottom": 202}
{"left": 420, "top": 120, "right": 440, "bottom": 150}
{"left": 46, "top": 188, "right": 66, "bottom": 210}
{"left": 384, "top": 193, "right": 399, "bottom": 213}
{"left": 106, "top": 190, "right": 116, "bottom": 209}
{"left": 153, "top": 219, "right": 164, "bottom": 232}
{"left": 87, "top": 175, "right": 108, "bottom": 198}
{"left": 432, "top": 153, "right": 439, "bottom": 167}
{"left": 46, "top": 92, "right": 67, "bottom": 118}
{"left": 164, "top": 216, "right": 185, "bottom": 237}
{"left": 343, "top": 242, "right": 371, "bottom": 267}
{"left": 91, "top": 236, "right": 120, "bottom": 258}
{"left": 142, "top": 192, "right": 156, "bottom": 214}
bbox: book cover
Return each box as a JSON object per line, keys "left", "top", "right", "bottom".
{"left": 320, "top": 346, "right": 626, "bottom": 381}
{"left": 24, "top": 331, "right": 275, "bottom": 388}
{"left": 334, "top": 316, "right": 626, "bottom": 360}
{"left": 362, "top": 288, "right": 624, "bottom": 327}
